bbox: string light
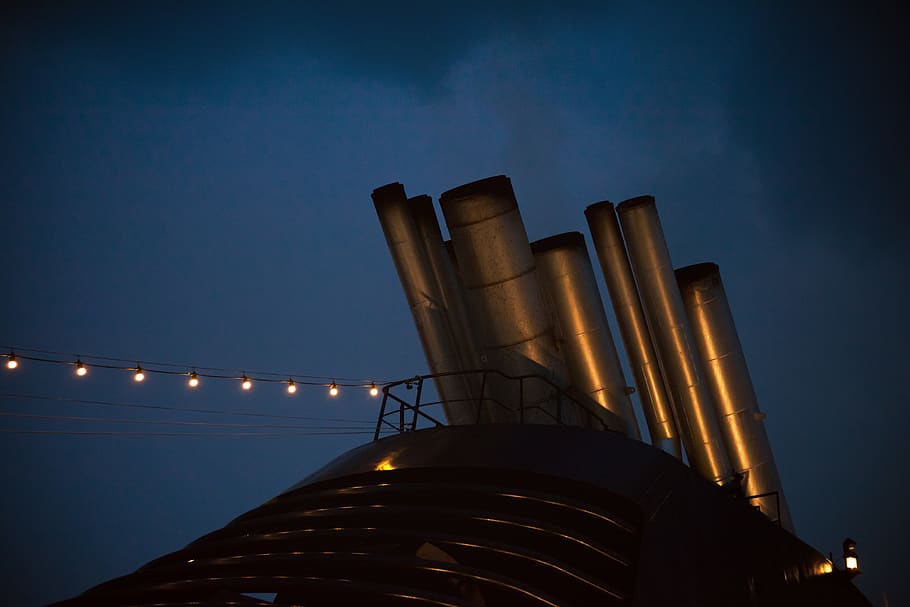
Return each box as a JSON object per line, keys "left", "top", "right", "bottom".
{"left": 1, "top": 346, "right": 392, "bottom": 398}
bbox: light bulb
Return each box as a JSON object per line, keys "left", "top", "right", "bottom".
{"left": 287, "top": 380, "right": 297, "bottom": 394}
{"left": 134, "top": 367, "right": 145, "bottom": 382}
{"left": 369, "top": 383, "right": 379, "bottom": 397}
{"left": 6, "top": 354, "right": 17, "bottom": 370}
{"left": 241, "top": 375, "right": 252, "bottom": 391}
{"left": 188, "top": 372, "right": 199, "bottom": 388}
{"left": 329, "top": 382, "right": 338, "bottom": 397}
{"left": 75, "top": 361, "right": 88, "bottom": 376}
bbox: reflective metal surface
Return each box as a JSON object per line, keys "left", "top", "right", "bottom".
{"left": 440, "top": 176, "right": 576, "bottom": 425}
{"left": 585, "top": 201, "right": 681, "bottom": 456}
{"left": 532, "top": 232, "right": 641, "bottom": 438}
{"left": 616, "top": 196, "right": 732, "bottom": 483}
{"left": 372, "top": 183, "right": 476, "bottom": 424}
{"left": 677, "top": 262, "right": 794, "bottom": 531}
{"left": 409, "top": 195, "right": 488, "bottom": 421}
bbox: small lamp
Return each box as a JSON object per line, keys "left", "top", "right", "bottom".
{"left": 842, "top": 537, "right": 860, "bottom": 577}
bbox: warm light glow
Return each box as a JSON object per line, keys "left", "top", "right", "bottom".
{"left": 846, "top": 556, "right": 858, "bottom": 570}
{"left": 375, "top": 457, "right": 395, "bottom": 471}
{"left": 6, "top": 355, "right": 17, "bottom": 370}
{"left": 75, "top": 361, "right": 88, "bottom": 376}
{"left": 134, "top": 367, "right": 145, "bottom": 382}
{"left": 287, "top": 380, "right": 297, "bottom": 394}
{"left": 329, "top": 382, "right": 338, "bottom": 397}
{"left": 369, "top": 383, "right": 379, "bottom": 397}
{"left": 241, "top": 375, "right": 252, "bottom": 391}
{"left": 188, "top": 372, "right": 199, "bottom": 388}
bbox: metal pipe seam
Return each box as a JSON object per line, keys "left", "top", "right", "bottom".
{"left": 585, "top": 201, "right": 681, "bottom": 457}
{"left": 440, "top": 176, "right": 577, "bottom": 426}
{"left": 616, "top": 196, "right": 732, "bottom": 484}
{"left": 676, "top": 262, "right": 794, "bottom": 531}
{"left": 408, "top": 194, "right": 487, "bottom": 420}
{"left": 372, "top": 183, "right": 476, "bottom": 425}
{"left": 531, "top": 232, "right": 641, "bottom": 438}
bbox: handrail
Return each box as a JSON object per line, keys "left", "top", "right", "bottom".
{"left": 374, "top": 369, "right": 617, "bottom": 441}
{"left": 746, "top": 490, "right": 782, "bottom": 526}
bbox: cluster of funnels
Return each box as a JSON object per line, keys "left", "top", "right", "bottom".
{"left": 373, "top": 175, "right": 792, "bottom": 531}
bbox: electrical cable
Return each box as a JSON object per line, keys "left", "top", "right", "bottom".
{"left": 0, "top": 411, "right": 373, "bottom": 431}
{"left": 0, "top": 393, "right": 375, "bottom": 424}
{"left": 0, "top": 429, "right": 373, "bottom": 437}
{"left": 2, "top": 345, "right": 390, "bottom": 385}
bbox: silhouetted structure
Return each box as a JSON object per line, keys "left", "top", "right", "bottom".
{"left": 50, "top": 176, "right": 870, "bottom": 606}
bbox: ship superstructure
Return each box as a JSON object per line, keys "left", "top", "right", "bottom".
{"left": 51, "top": 176, "right": 870, "bottom": 607}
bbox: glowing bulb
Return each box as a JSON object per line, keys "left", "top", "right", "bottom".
{"left": 329, "top": 382, "right": 338, "bottom": 397}
{"left": 75, "top": 361, "right": 88, "bottom": 376}
{"left": 6, "top": 354, "right": 17, "bottom": 370}
{"left": 369, "top": 383, "right": 379, "bottom": 397}
{"left": 188, "top": 372, "right": 199, "bottom": 388}
{"left": 134, "top": 367, "right": 145, "bottom": 382}
{"left": 846, "top": 556, "right": 858, "bottom": 570}
{"left": 241, "top": 375, "right": 252, "bottom": 391}
{"left": 287, "top": 380, "right": 297, "bottom": 394}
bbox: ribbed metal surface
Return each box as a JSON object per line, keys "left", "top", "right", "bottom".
{"left": 439, "top": 176, "right": 575, "bottom": 425}
{"left": 532, "top": 232, "right": 641, "bottom": 438}
{"left": 373, "top": 183, "right": 476, "bottom": 424}
{"left": 53, "top": 467, "right": 640, "bottom": 607}
{"left": 585, "top": 201, "right": 681, "bottom": 457}
{"left": 616, "top": 196, "right": 732, "bottom": 484}
{"left": 677, "top": 262, "right": 794, "bottom": 531}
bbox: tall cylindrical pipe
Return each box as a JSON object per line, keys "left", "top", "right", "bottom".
{"left": 409, "top": 195, "right": 483, "bottom": 377}
{"left": 532, "top": 232, "right": 641, "bottom": 438}
{"left": 677, "top": 263, "right": 794, "bottom": 531}
{"left": 372, "top": 183, "right": 476, "bottom": 425}
{"left": 410, "top": 195, "right": 494, "bottom": 424}
{"left": 585, "top": 201, "right": 681, "bottom": 457}
{"left": 440, "top": 176, "right": 576, "bottom": 425}
{"left": 616, "top": 196, "right": 732, "bottom": 484}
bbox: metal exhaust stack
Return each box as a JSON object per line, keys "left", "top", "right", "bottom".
{"left": 439, "top": 175, "right": 577, "bottom": 425}
{"left": 372, "top": 183, "right": 476, "bottom": 425}
{"left": 532, "top": 232, "right": 641, "bottom": 438}
{"left": 677, "top": 263, "right": 794, "bottom": 531}
{"left": 409, "top": 195, "right": 483, "bottom": 380}
{"left": 616, "top": 196, "right": 732, "bottom": 484}
{"left": 585, "top": 202, "right": 682, "bottom": 457}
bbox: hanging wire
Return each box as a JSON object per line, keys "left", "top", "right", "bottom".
{"left": 0, "top": 429, "right": 373, "bottom": 437}
{"left": 1, "top": 345, "right": 390, "bottom": 385}
{"left": 0, "top": 393, "right": 376, "bottom": 424}
{"left": 0, "top": 411, "right": 374, "bottom": 431}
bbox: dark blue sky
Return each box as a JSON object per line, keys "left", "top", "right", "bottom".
{"left": 1, "top": 2, "right": 906, "bottom": 605}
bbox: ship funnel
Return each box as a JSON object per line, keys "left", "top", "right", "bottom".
{"left": 677, "top": 263, "right": 795, "bottom": 531}
{"left": 616, "top": 196, "right": 732, "bottom": 484}
{"left": 439, "top": 176, "right": 578, "bottom": 425}
{"left": 372, "top": 183, "right": 476, "bottom": 424}
{"left": 532, "top": 232, "right": 641, "bottom": 438}
{"left": 409, "top": 195, "right": 483, "bottom": 383}
{"left": 585, "top": 202, "right": 681, "bottom": 457}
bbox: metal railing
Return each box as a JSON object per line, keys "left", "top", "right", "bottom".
{"left": 746, "top": 490, "right": 782, "bottom": 526}
{"left": 373, "top": 368, "right": 617, "bottom": 441}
